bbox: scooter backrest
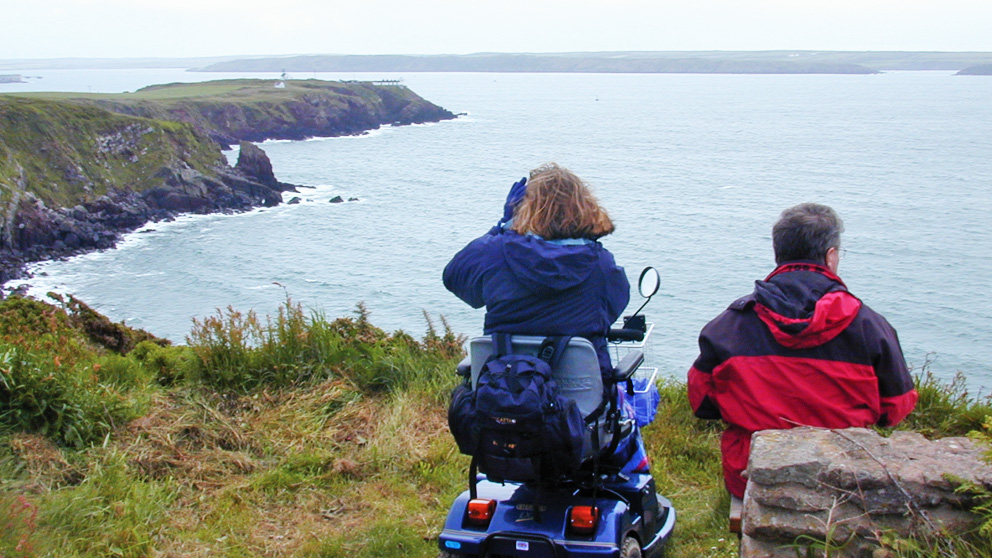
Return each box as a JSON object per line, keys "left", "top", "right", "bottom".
{"left": 468, "top": 335, "right": 604, "bottom": 418}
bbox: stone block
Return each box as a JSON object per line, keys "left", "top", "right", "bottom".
{"left": 739, "top": 427, "right": 991, "bottom": 558}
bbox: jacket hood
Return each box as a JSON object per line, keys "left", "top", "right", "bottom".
{"left": 750, "top": 263, "right": 862, "bottom": 349}
{"left": 502, "top": 233, "right": 600, "bottom": 295}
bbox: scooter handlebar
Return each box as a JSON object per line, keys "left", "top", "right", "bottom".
{"left": 609, "top": 328, "right": 645, "bottom": 342}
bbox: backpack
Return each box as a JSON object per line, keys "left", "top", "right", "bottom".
{"left": 448, "top": 333, "right": 585, "bottom": 484}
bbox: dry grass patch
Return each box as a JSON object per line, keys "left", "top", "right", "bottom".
{"left": 7, "top": 433, "right": 82, "bottom": 490}
{"left": 117, "top": 391, "right": 259, "bottom": 488}
{"left": 364, "top": 391, "right": 450, "bottom": 469}
{"left": 249, "top": 380, "right": 367, "bottom": 454}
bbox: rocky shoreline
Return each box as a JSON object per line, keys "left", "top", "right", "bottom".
{"left": 0, "top": 79, "right": 456, "bottom": 289}
{"left": 0, "top": 142, "right": 294, "bottom": 286}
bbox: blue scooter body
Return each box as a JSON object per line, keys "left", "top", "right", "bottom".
{"left": 441, "top": 271, "right": 675, "bottom": 557}
{"left": 439, "top": 473, "right": 676, "bottom": 557}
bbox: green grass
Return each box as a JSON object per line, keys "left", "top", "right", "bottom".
{"left": 0, "top": 79, "right": 345, "bottom": 102}
{"left": 0, "top": 293, "right": 989, "bottom": 558}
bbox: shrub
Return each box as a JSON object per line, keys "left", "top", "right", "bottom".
{"left": 186, "top": 299, "right": 465, "bottom": 394}
{"left": 0, "top": 494, "right": 39, "bottom": 558}
{"left": 0, "top": 345, "right": 139, "bottom": 447}
{"left": 55, "top": 293, "right": 167, "bottom": 354}
{"left": 129, "top": 341, "right": 195, "bottom": 386}
{"left": 0, "top": 296, "right": 93, "bottom": 371}
{"left": 897, "top": 366, "right": 992, "bottom": 438}
{"left": 186, "top": 305, "right": 265, "bottom": 390}
{"left": 91, "top": 353, "right": 153, "bottom": 391}
{"left": 39, "top": 453, "right": 178, "bottom": 558}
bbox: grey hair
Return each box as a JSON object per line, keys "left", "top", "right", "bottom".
{"left": 772, "top": 203, "right": 844, "bottom": 265}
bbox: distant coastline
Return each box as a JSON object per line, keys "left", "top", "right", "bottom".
{"left": 193, "top": 53, "right": 881, "bottom": 75}
{"left": 0, "top": 74, "right": 24, "bottom": 83}
{"left": 5, "top": 51, "right": 992, "bottom": 75}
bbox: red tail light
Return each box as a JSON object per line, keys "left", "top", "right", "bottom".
{"left": 568, "top": 506, "right": 599, "bottom": 534}
{"left": 466, "top": 499, "right": 496, "bottom": 526}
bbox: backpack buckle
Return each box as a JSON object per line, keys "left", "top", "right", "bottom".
{"left": 538, "top": 343, "right": 556, "bottom": 363}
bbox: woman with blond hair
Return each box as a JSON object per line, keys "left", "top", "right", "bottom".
{"left": 444, "top": 163, "right": 628, "bottom": 375}
{"left": 444, "top": 163, "right": 648, "bottom": 473}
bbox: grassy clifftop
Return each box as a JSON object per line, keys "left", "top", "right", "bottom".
{"left": 0, "top": 295, "right": 989, "bottom": 558}
{"left": 15, "top": 79, "right": 456, "bottom": 148}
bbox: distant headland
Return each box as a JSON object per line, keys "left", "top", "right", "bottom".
{"left": 5, "top": 51, "right": 992, "bottom": 74}
{"left": 0, "top": 79, "right": 455, "bottom": 284}
{"left": 956, "top": 64, "right": 992, "bottom": 75}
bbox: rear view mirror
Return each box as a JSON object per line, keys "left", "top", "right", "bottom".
{"left": 622, "top": 267, "right": 660, "bottom": 331}
{"left": 638, "top": 267, "right": 660, "bottom": 299}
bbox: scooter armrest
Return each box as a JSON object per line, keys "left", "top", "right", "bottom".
{"left": 612, "top": 350, "right": 644, "bottom": 383}
{"left": 456, "top": 356, "right": 472, "bottom": 378}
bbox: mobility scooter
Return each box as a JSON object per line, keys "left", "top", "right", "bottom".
{"left": 439, "top": 267, "right": 676, "bottom": 558}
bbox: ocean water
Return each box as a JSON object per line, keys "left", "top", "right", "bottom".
{"left": 3, "top": 69, "right": 991, "bottom": 390}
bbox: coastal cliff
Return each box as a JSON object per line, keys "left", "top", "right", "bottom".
{"left": 71, "top": 79, "right": 456, "bottom": 148}
{"left": 0, "top": 80, "right": 456, "bottom": 283}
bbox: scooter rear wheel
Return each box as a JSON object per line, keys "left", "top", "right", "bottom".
{"left": 620, "top": 536, "right": 642, "bottom": 558}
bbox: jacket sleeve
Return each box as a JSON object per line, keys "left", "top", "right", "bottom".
{"left": 442, "top": 233, "right": 499, "bottom": 309}
{"left": 867, "top": 313, "right": 918, "bottom": 427}
{"left": 687, "top": 324, "right": 723, "bottom": 420}
{"left": 603, "top": 252, "right": 631, "bottom": 324}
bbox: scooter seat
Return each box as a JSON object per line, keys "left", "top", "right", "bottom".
{"left": 466, "top": 335, "right": 614, "bottom": 462}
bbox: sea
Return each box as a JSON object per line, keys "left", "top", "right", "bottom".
{"left": 2, "top": 68, "right": 990, "bottom": 391}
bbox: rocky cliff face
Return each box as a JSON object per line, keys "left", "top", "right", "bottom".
{"left": 0, "top": 98, "right": 295, "bottom": 283}
{"left": 0, "top": 80, "right": 456, "bottom": 285}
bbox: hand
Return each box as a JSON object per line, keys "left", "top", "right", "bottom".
{"left": 500, "top": 177, "right": 528, "bottom": 226}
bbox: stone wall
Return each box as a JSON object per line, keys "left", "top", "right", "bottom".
{"left": 741, "top": 427, "right": 991, "bottom": 558}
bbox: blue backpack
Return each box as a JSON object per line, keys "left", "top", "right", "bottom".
{"left": 448, "top": 333, "right": 585, "bottom": 484}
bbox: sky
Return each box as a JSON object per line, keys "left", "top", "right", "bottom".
{"left": 2, "top": 0, "right": 992, "bottom": 60}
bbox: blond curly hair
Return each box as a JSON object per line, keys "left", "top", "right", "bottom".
{"left": 510, "top": 163, "right": 614, "bottom": 240}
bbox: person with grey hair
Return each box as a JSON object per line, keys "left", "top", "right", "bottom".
{"left": 687, "top": 202, "right": 918, "bottom": 499}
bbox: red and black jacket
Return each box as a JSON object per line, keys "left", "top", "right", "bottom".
{"left": 687, "top": 262, "right": 918, "bottom": 498}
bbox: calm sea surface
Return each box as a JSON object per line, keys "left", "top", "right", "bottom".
{"left": 3, "top": 69, "right": 991, "bottom": 390}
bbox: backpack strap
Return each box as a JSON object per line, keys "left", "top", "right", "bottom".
{"left": 469, "top": 454, "right": 479, "bottom": 500}
{"left": 491, "top": 332, "right": 514, "bottom": 359}
{"left": 492, "top": 333, "right": 572, "bottom": 367}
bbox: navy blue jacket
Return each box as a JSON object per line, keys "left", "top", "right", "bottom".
{"left": 443, "top": 229, "right": 630, "bottom": 374}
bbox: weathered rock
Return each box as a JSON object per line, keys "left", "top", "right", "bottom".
{"left": 740, "top": 427, "right": 992, "bottom": 558}
{"left": 1, "top": 155, "right": 295, "bottom": 284}
{"left": 235, "top": 141, "right": 278, "bottom": 186}
{"left": 329, "top": 196, "right": 344, "bottom": 203}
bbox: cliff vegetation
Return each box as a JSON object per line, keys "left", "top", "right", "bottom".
{"left": 0, "top": 96, "right": 224, "bottom": 209}
{"left": 0, "top": 294, "right": 989, "bottom": 558}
